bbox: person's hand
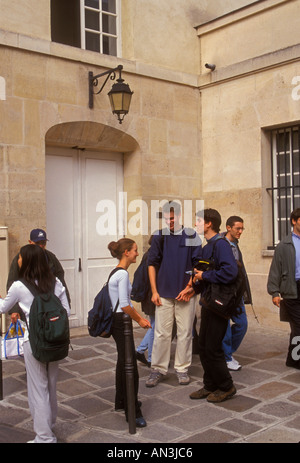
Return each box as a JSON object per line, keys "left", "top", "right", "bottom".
{"left": 139, "top": 318, "right": 151, "bottom": 329}
{"left": 11, "top": 313, "right": 20, "bottom": 323}
{"left": 151, "top": 291, "right": 162, "bottom": 306}
{"left": 176, "top": 286, "right": 195, "bottom": 302}
{"left": 272, "top": 296, "right": 281, "bottom": 308}
{"left": 193, "top": 269, "right": 203, "bottom": 282}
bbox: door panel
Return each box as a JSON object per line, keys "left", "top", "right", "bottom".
{"left": 85, "top": 158, "right": 118, "bottom": 258}
{"left": 45, "top": 154, "right": 79, "bottom": 321}
{"left": 46, "top": 147, "right": 123, "bottom": 327}
{"left": 83, "top": 156, "right": 122, "bottom": 318}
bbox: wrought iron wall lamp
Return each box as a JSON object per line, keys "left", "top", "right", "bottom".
{"left": 88, "top": 64, "right": 133, "bottom": 124}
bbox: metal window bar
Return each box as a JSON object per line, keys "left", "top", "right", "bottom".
{"left": 267, "top": 126, "right": 300, "bottom": 248}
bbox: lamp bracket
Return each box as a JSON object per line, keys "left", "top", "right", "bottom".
{"left": 89, "top": 64, "right": 123, "bottom": 109}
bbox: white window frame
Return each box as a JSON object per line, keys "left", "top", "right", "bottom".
{"left": 80, "top": 0, "right": 121, "bottom": 56}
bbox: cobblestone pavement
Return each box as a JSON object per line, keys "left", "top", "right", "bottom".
{"left": 0, "top": 318, "right": 300, "bottom": 444}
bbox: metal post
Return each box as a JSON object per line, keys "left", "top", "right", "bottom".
{"left": 123, "top": 313, "right": 136, "bottom": 434}
{"left": 0, "top": 339, "right": 3, "bottom": 400}
{"left": 0, "top": 360, "right": 2, "bottom": 400}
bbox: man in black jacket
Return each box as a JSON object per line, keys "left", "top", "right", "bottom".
{"left": 189, "top": 209, "right": 238, "bottom": 403}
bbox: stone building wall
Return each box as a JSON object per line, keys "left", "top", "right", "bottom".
{"left": 196, "top": 0, "right": 300, "bottom": 326}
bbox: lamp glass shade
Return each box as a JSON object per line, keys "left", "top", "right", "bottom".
{"left": 108, "top": 82, "right": 133, "bottom": 115}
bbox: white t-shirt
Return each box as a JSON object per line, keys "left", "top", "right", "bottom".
{"left": 108, "top": 268, "right": 133, "bottom": 313}
{"left": 0, "top": 279, "right": 70, "bottom": 341}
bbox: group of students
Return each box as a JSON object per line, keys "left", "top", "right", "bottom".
{"left": 0, "top": 204, "right": 251, "bottom": 441}
{"left": 1, "top": 204, "right": 299, "bottom": 443}
{"left": 107, "top": 203, "right": 254, "bottom": 428}
{"left": 0, "top": 205, "right": 251, "bottom": 441}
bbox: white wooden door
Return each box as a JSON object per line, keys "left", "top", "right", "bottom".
{"left": 45, "top": 147, "right": 123, "bottom": 327}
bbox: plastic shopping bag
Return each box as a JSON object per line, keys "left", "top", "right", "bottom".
{"left": 1, "top": 320, "right": 26, "bottom": 359}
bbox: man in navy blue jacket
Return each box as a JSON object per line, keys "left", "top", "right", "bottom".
{"left": 146, "top": 201, "right": 202, "bottom": 387}
{"left": 190, "top": 209, "right": 238, "bottom": 403}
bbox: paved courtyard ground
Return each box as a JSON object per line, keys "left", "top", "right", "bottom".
{"left": 0, "top": 318, "right": 299, "bottom": 446}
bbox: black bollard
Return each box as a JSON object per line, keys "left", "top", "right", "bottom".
{"left": 123, "top": 313, "right": 136, "bottom": 434}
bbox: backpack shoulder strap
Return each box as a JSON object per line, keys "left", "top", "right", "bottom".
{"left": 18, "top": 279, "right": 38, "bottom": 331}
{"left": 19, "top": 278, "right": 40, "bottom": 297}
{"left": 107, "top": 267, "right": 125, "bottom": 312}
{"left": 210, "top": 236, "right": 225, "bottom": 259}
{"left": 107, "top": 266, "right": 125, "bottom": 283}
{"left": 19, "top": 278, "right": 56, "bottom": 296}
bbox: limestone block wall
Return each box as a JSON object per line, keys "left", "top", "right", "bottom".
{"left": 197, "top": 0, "right": 300, "bottom": 73}
{"left": 0, "top": 36, "right": 201, "bottom": 263}
{"left": 193, "top": 0, "right": 300, "bottom": 327}
{"left": 0, "top": 0, "right": 50, "bottom": 40}
{"left": 199, "top": 61, "right": 300, "bottom": 327}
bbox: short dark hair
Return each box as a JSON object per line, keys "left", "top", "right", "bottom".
{"left": 203, "top": 208, "right": 221, "bottom": 233}
{"left": 226, "top": 216, "right": 244, "bottom": 228}
{"left": 162, "top": 201, "right": 181, "bottom": 216}
{"left": 290, "top": 208, "right": 300, "bottom": 225}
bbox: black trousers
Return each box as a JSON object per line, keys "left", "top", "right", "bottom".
{"left": 111, "top": 313, "right": 142, "bottom": 418}
{"left": 283, "top": 281, "right": 300, "bottom": 368}
{"left": 198, "top": 305, "right": 233, "bottom": 392}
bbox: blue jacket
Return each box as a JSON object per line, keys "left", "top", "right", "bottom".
{"left": 148, "top": 227, "right": 202, "bottom": 298}
{"left": 201, "top": 235, "right": 238, "bottom": 285}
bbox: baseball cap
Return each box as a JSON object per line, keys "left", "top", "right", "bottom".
{"left": 30, "top": 229, "right": 48, "bottom": 243}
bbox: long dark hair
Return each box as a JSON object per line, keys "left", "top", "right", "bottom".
{"left": 18, "top": 244, "right": 56, "bottom": 293}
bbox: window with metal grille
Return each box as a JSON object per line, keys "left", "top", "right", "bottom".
{"left": 267, "top": 125, "right": 300, "bottom": 247}
{"left": 51, "top": 0, "right": 120, "bottom": 57}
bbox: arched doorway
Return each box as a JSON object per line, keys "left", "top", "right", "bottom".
{"left": 45, "top": 121, "right": 138, "bottom": 327}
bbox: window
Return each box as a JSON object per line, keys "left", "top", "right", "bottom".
{"left": 82, "top": 0, "right": 118, "bottom": 55}
{"left": 267, "top": 125, "right": 300, "bottom": 247}
{"left": 51, "top": 0, "right": 81, "bottom": 48}
{"left": 51, "top": 0, "right": 119, "bottom": 56}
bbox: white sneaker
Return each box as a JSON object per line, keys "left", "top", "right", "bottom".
{"left": 227, "top": 357, "right": 242, "bottom": 371}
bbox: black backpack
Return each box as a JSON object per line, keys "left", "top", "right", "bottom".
{"left": 131, "top": 234, "right": 166, "bottom": 303}
{"left": 20, "top": 279, "right": 70, "bottom": 363}
{"left": 131, "top": 252, "right": 150, "bottom": 302}
{"left": 88, "top": 267, "right": 123, "bottom": 338}
{"left": 200, "top": 238, "right": 246, "bottom": 319}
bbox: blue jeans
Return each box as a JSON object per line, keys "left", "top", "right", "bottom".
{"left": 136, "top": 314, "right": 155, "bottom": 362}
{"left": 222, "top": 302, "right": 248, "bottom": 362}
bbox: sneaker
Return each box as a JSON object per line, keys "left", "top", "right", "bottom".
{"left": 176, "top": 371, "right": 190, "bottom": 385}
{"left": 136, "top": 351, "right": 150, "bottom": 367}
{"left": 189, "top": 387, "right": 213, "bottom": 400}
{"left": 227, "top": 357, "right": 241, "bottom": 371}
{"left": 145, "top": 370, "right": 164, "bottom": 388}
{"left": 206, "top": 385, "right": 237, "bottom": 403}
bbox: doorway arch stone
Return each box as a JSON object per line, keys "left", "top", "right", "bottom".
{"left": 45, "top": 120, "right": 138, "bottom": 153}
